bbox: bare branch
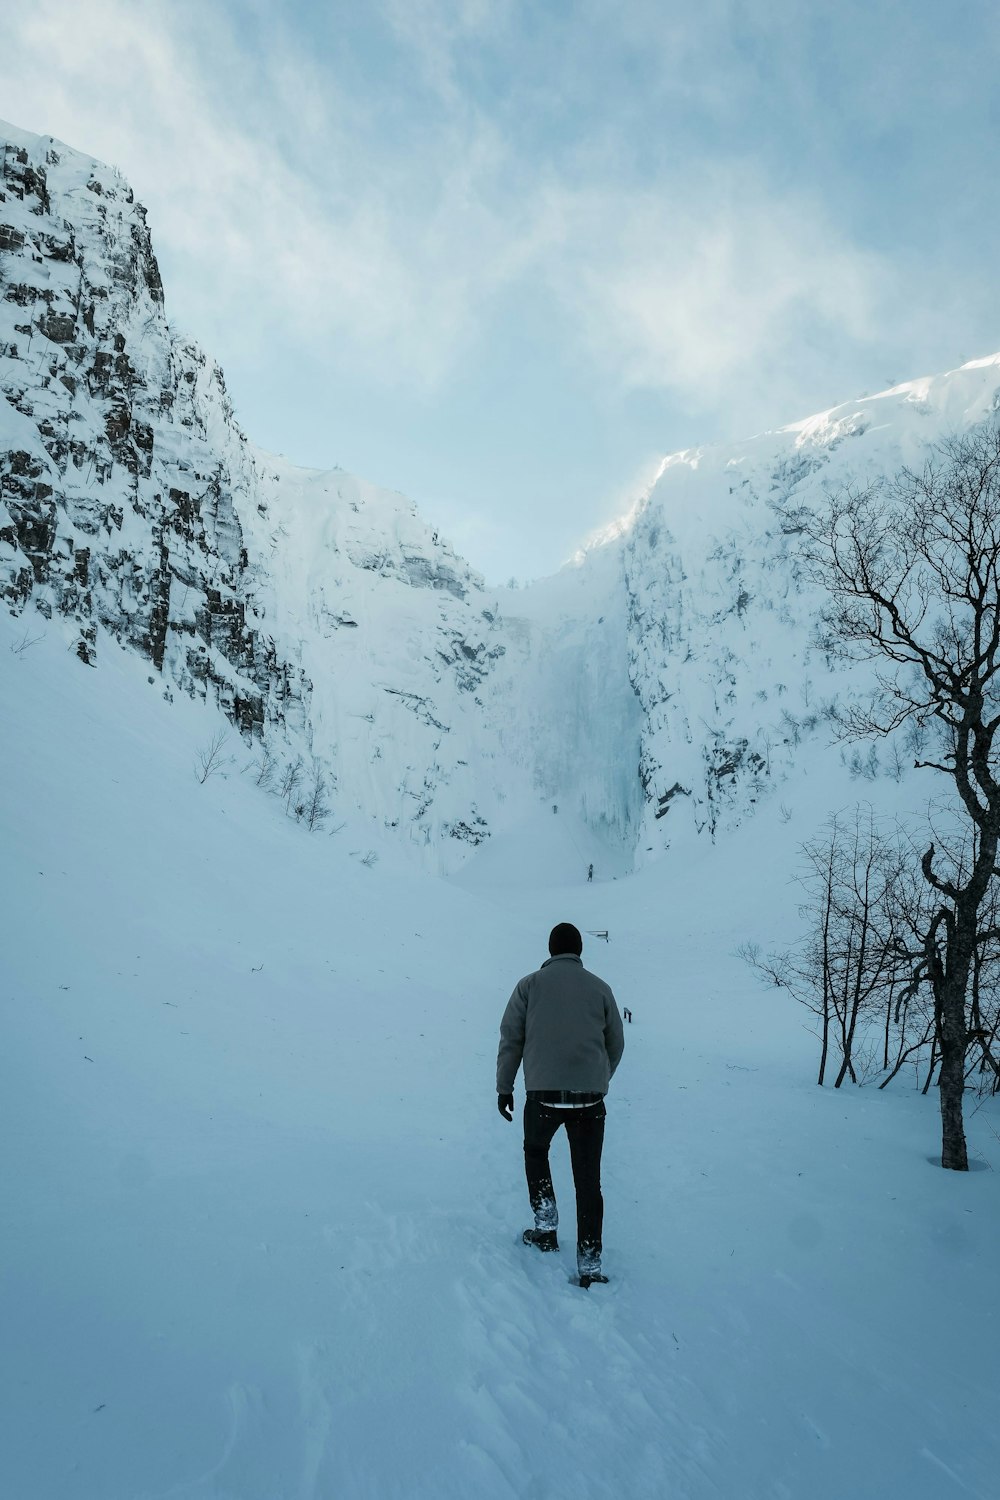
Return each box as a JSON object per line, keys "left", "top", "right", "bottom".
{"left": 194, "top": 729, "right": 231, "bottom": 784}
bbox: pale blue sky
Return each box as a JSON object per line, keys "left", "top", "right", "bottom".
{"left": 3, "top": 0, "right": 999, "bottom": 582}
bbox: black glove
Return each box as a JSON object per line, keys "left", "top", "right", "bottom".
{"left": 497, "top": 1092, "right": 514, "bottom": 1122}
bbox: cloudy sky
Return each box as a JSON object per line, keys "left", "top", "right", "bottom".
{"left": 3, "top": 0, "right": 999, "bottom": 582}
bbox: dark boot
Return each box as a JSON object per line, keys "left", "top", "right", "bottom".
{"left": 522, "top": 1228, "right": 559, "bottom": 1252}
{"left": 577, "top": 1240, "right": 606, "bottom": 1282}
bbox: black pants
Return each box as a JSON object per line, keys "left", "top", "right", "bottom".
{"left": 523, "top": 1097, "right": 606, "bottom": 1270}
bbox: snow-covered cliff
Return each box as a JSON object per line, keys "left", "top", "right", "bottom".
{"left": 5, "top": 121, "right": 1000, "bottom": 868}
{"left": 620, "top": 359, "right": 1000, "bottom": 856}
{"left": 0, "top": 125, "right": 310, "bottom": 730}
{"left": 0, "top": 124, "right": 524, "bottom": 863}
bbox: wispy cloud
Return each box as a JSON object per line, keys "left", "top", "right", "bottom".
{"left": 543, "top": 175, "right": 888, "bottom": 427}
{"left": 0, "top": 0, "right": 531, "bottom": 384}
{"left": 0, "top": 0, "right": 896, "bottom": 413}
{"left": 4, "top": 0, "right": 993, "bottom": 499}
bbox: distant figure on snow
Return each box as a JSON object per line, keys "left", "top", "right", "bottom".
{"left": 587, "top": 863, "right": 594, "bottom": 882}
{"left": 496, "top": 922, "right": 625, "bottom": 1288}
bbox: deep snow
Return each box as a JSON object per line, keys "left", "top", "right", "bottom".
{"left": 2, "top": 611, "right": 998, "bottom": 1500}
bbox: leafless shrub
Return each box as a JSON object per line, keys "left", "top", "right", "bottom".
{"left": 252, "top": 746, "right": 276, "bottom": 789}
{"left": 846, "top": 744, "right": 880, "bottom": 781}
{"left": 10, "top": 628, "right": 44, "bottom": 656}
{"left": 279, "top": 756, "right": 303, "bottom": 814}
{"left": 194, "top": 729, "right": 232, "bottom": 784}
{"left": 304, "top": 763, "right": 331, "bottom": 832}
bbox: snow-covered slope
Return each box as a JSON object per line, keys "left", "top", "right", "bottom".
{"left": 3, "top": 120, "right": 1000, "bottom": 1500}
{"left": 5, "top": 119, "right": 1000, "bottom": 874}
{"left": 3, "top": 598, "right": 998, "bottom": 1500}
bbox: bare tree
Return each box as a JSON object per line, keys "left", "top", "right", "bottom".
{"left": 746, "top": 802, "right": 1000, "bottom": 1111}
{"left": 304, "top": 764, "right": 330, "bottom": 832}
{"left": 252, "top": 746, "right": 275, "bottom": 790}
{"left": 10, "top": 627, "right": 45, "bottom": 656}
{"left": 800, "top": 423, "right": 1000, "bottom": 1168}
{"left": 194, "top": 729, "right": 231, "bottom": 784}
{"left": 279, "top": 756, "right": 303, "bottom": 815}
{"left": 743, "top": 807, "right": 914, "bottom": 1087}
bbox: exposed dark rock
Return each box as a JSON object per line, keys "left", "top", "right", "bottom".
{"left": 4, "top": 282, "right": 40, "bottom": 307}
{"left": 0, "top": 224, "right": 25, "bottom": 252}
{"left": 38, "top": 230, "right": 75, "bottom": 262}
{"left": 654, "top": 782, "right": 690, "bottom": 819}
{"left": 447, "top": 815, "right": 490, "bottom": 845}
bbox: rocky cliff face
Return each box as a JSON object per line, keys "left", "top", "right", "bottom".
{"left": 0, "top": 127, "right": 310, "bottom": 734}
{"left": 5, "top": 121, "right": 1000, "bottom": 869}
{"left": 0, "top": 124, "right": 519, "bottom": 863}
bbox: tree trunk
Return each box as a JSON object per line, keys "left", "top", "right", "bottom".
{"left": 818, "top": 863, "right": 834, "bottom": 1086}
{"left": 935, "top": 833, "right": 997, "bottom": 1169}
{"left": 938, "top": 1027, "right": 969, "bottom": 1170}
{"left": 817, "top": 1003, "right": 829, "bottom": 1087}
{"left": 938, "top": 967, "right": 971, "bottom": 1171}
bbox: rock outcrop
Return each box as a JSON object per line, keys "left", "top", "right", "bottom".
{"left": 0, "top": 129, "right": 310, "bottom": 737}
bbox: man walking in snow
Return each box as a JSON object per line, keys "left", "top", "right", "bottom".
{"left": 496, "top": 922, "right": 625, "bottom": 1287}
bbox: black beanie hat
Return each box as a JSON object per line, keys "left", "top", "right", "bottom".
{"left": 548, "top": 922, "right": 583, "bottom": 956}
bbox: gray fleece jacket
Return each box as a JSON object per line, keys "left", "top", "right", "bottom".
{"left": 496, "top": 953, "right": 625, "bottom": 1095}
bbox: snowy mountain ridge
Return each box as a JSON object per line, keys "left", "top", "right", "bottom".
{"left": 4, "top": 120, "right": 1000, "bottom": 869}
